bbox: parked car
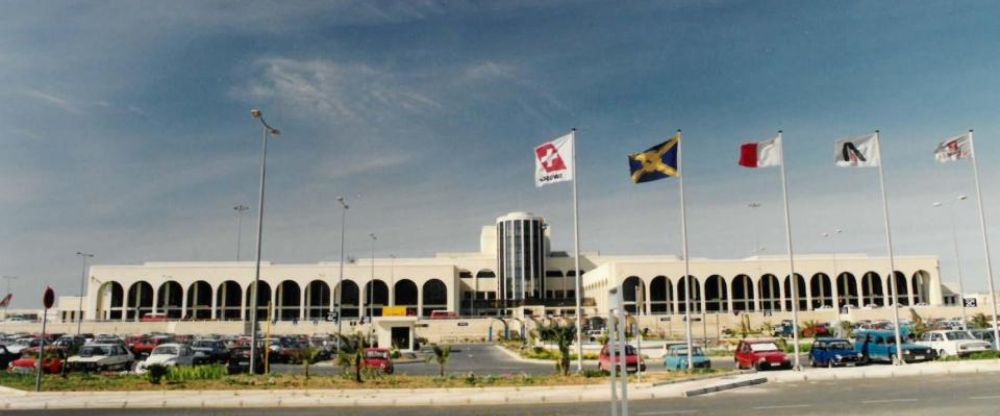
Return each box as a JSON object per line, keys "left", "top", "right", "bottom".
{"left": 191, "top": 339, "right": 230, "bottom": 364}
{"left": 734, "top": 339, "right": 791, "bottom": 370}
{"left": 808, "top": 338, "right": 863, "bottom": 367}
{"left": 68, "top": 343, "right": 134, "bottom": 372}
{"left": 598, "top": 344, "right": 646, "bottom": 374}
{"left": 969, "top": 329, "right": 999, "bottom": 349}
{"left": 0, "top": 344, "right": 21, "bottom": 369}
{"left": 135, "top": 343, "right": 197, "bottom": 373}
{"left": 855, "top": 330, "right": 935, "bottom": 364}
{"left": 128, "top": 335, "right": 173, "bottom": 359}
{"left": 663, "top": 344, "right": 710, "bottom": 371}
{"left": 361, "top": 348, "right": 395, "bottom": 374}
{"left": 53, "top": 335, "right": 87, "bottom": 353}
{"left": 6, "top": 337, "right": 40, "bottom": 355}
{"left": 226, "top": 346, "right": 265, "bottom": 375}
{"left": 8, "top": 347, "right": 66, "bottom": 374}
{"left": 916, "top": 330, "right": 991, "bottom": 357}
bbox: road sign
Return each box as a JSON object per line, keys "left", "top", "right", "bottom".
{"left": 42, "top": 287, "right": 54, "bottom": 309}
{"left": 964, "top": 298, "right": 978, "bottom": 307}
{"left": 382, "top": 306, "right": 408, "bottom": 317}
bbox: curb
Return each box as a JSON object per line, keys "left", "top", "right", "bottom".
{"left": 651, "top": 369, "right": 756, "bottom": 387}
{"left": 493, "top": 345, "right": 599, "bottom": 366}
{"left": 683, "top": 376, "right": 767, "bottom": 397}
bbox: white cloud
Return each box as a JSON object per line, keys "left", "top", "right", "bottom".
{"left": 21, "top": 88, "right": 84, "bottom": 115}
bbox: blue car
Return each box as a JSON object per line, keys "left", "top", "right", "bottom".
{"left": 808, "top": 337, "right": 862, "bottom": 367}
{"left": 854, "top": 330, "right": 935, "bottom": 364}
{"left": 664, "top": 344, "right": 711, "bottom": 371}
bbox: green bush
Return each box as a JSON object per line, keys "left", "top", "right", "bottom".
{"left": 163, "top": 364, "right": 227, "bottom": 383}
{"left": 582, "top": 369, "right": 606, "bottom": 378}
{"left": 145, "top": 364, "right": 169, "bottom": 385}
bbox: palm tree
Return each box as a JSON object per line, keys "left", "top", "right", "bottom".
{"left": 972, "top": 313, "right": 990, "bottom": 329}
{"left": 334, "top": 333, "right": 367, "bottom": 383}
{"left": 301, "top": 345, "right": 322, "bottom": 380}
{"left": 909, "top": 309, "right": 929, "bottom": 340}
{"left": 533, "top": 317, "right": 577, "bottom": 376}
{"left": 428, "top": 344, "right": 451, "bottom": 377}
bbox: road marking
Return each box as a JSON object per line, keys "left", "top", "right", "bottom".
{"left": 639, "top": 411, "right": 697, "bottom": 415}
{"left": 969, "top": 395, "right": 1000, "bottom": 400}
{"left": 751, "top": 404, "right": 810, "bottom": 410}
{"left": 861, "top": 398, "right": 918, "bottom": 404}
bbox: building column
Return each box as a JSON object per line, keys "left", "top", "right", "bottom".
{"left": 151, "top": 286, "right": 160, "bottom": 316}
{"left": 803, "top": 277, "right": 813, "bottom": 311}
{"left": 643, "top": 280, "right": 652, "bottom": 315}
{"left": 831, "top": 274, "right": 841, "bottom": 311}
{"left": 240, "top": 285, "right": 247, "bottom": 321}
{"left": 180, "top": 285, "right": 188, "bottom": 320}
{"left": 726, "top": 277, "right": 735, "bottom": 313}
{"left": 211, "top": 285, "right": 219, "bottom": 320}
{"left": 777, "top": 278, "right": 786, "bottom": 312}
{"left": 753, "top": 276, "right": 762, "bottom": 312}
{"left": 883, "top": 275, "right": 892, "bottom": 307}
{"left": 299, "top": 285, "right": 307, "bottom": 320}
{"left": 699, "top": 280, "right": 707, "bottom": 314}
{"left": 907, "top": 274, "right": 916, "bottom": 306}
{"left": 417, "top": 287, "right": 424, "bottom": 319}
{"left": 673, "top": 279, "right": 681, "bottom": 315}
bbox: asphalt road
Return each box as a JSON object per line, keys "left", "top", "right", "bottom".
{"left": 10, "top": 372, "right": 1000, "bottom": 416}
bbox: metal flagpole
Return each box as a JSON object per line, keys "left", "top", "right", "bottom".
{"left": 677, "top": 130, "right": 694, "bottom": 371}
{"left": 967, "top": 130, "right": 1000, "bottom": 349}
{"left": 873, "top": 131, "right": 905, "bottom": 364}
{"left": 777, "top": 131, "right": 801, "bottom": 370}
{"left": 571, "top": 128, "right": 585, "bottom": 372}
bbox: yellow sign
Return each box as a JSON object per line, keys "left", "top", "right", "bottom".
{"left": 382, "top": 306, "right": 408, "bottom": 317}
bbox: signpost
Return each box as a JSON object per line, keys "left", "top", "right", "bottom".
{"left": 36, "top": 287, "right": 54, "bottom": 392}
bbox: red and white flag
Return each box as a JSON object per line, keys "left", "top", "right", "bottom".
{"left": 535, "top": 132, "right": 574, "bottom": 187}
{"left": 0, "top": 293, "right": 11, "bottom": 308}
{"left": 935, "top": 133, "right": 972, "bottom": 163}
{"left": 739, "top": 136, "right": 782, "bottom": 168}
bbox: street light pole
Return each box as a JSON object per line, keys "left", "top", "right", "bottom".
{"left": 335, "top": 196, "right": 348, "bottom": 347}
{"left": 234, "top": 205, "right": 249, "bottom": 261}
{"left": 75, "top": 252, "right": 94, "bottom": 336}
{"left": 934, "top": 195, "right": 969, "bottom": 329}
{"left": 368, "top": 233, "right": 376, "bottom": 346}
{"left": 249, "top": 108, "right": 280, "bottom": 374}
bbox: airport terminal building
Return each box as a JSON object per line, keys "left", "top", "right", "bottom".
{"left": 80, "top": 211, "right": 944, "bottom": 325}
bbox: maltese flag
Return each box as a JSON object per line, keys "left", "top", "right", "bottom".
{"left": 739, "top": 136, "right": 782, "bottom": 168}
{"left": 535, "top": 133, "right": 574, "bottom": 187}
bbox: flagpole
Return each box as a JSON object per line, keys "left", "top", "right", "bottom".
{"left": 777, "top": 131, "right": 801, "bottom": 370}
{"left": 677, "top": 129, "right": 694, "bottom": 371}
{"left": 967, "top": 129, "right": 1000, "bottom": 350}
{"left": 874, "top": 130, "right": 905, "bottom": 365}
{"left": 570, "top": 128, "right": 585, "bottom": 372}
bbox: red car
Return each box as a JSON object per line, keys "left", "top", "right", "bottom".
{"left": 361, "top": 348, "right": 394, "bottom": 374}
{"left": 598, "top": 344, "right": 646, "bottom": 374}
{"left": 129, "top": 335, "right": 174, "bottom": 358}
{"left": 8, "top": 347, "right": 66, "bottom": 374}
{"left": 735, "top": 339, "right": 791, "bottom": 370}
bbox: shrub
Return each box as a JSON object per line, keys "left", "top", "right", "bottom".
{"left": 164, "top": 364, "right": 226, "bottom": 383}
{"left": 582, "top": 369, "right": 605, "bottom": 378}
{"left": 145, "top": 364, "right": 168, "bottom": 385}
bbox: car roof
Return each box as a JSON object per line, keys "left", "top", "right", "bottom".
{"left": 154, "top": 343, "right": 185, "bottom": 348}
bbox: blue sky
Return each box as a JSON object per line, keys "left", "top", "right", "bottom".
{"left": 3, "top": 1, "right": 1000, "bottom": 307}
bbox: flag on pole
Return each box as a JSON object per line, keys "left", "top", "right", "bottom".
{"left": 0, "top": 294, "right": 11, "bottom": 308}
{"left": 739, "top": 136, "right": 782, "bottom": 168}
{"left": 834, "top": 133, "right": 879, "bottom": 167}
{"left": 534, "top": 133, "right": 574, "bottom": 187}
{"left": 935, "top": 133, "right": 972, "bottom": 163}
{"left": 628, "top": 133, "right": 679, "bottom": 183}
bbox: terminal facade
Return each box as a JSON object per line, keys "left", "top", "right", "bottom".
{"left": 83, "top": 212, "right": 943, "bottom": 324}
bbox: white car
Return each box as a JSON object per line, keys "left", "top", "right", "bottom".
{"left": 134, "top": 343, "right": 197, "bottom": 374}
{"left": 916, "top": 330, "right": 991, "bottom": 357}
{"left": 68, "top": 343, "right": 134, "bottom": 372}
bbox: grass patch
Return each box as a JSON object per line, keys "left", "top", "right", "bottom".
{"left": 937, "top": 351, "right": 1000, "bottom": 362}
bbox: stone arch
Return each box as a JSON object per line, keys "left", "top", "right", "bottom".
{"left": 650, "top": 276, "right": 672, "bottom": 314}
{"left": 704, "top": 275, "right": 728, "bottom": 313}
{"left": 622, "top": 276, "right": 645, "bottom": 314}
{"left": 336, "top": 280, "right": 360, "bottom": 318}
{"left": 677, "top": 276, "right": 701, "bottom": 314}
{"left": 186, "top": 281, "right": 212, "bottom": 320}
{"left": 394, "top": 279, "right": 418, "bottom": 316}
{"left": 731, "top": 274, "right": 754, "bottom": 312}
{"left": 96, "top": 281, "right": 124, "bottom": 320}
{"left": 784, "top": 274, "right": 807, "bottom": 311}
{"left": 422, "top": 279, "right": 448, "bottom": 316}
{"left": 305, "top": 280, "right": 330, "bottom": 320}
{"left": 810, "top": 273, "right": 833, "bottom": 309}
{"left": 275, "top": 280, "right": 301, "bottom": 321}
{"left": 887, "top": 271, "right": 909, "bottom": 306}
{"left": 156, "top": 280, "right": 183, "bottom": 319}
{"left": 126, "top": 281, "right": 153, "bottom": 320}
{"left": 861, "top": 272, "right": 884, "bottom": 307}
{"left": 912, "top": 270, "right": 931, "bottom": 304}
{"left": 244, "top": 281, "right": 272, "bottom": 321}
{"left": 758, "top": 274, "right": 780, "bottom": 311}
{"left": 836, "top": 272, "right": 859, "bottom": 308}
{"left": 216, "top": 280, "right": 242, "bottom": 321}
{"left": 363, "top": 280, "right": 390, "bottom": 317}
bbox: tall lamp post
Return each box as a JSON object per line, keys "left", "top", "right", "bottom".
{"left": 75, "top": 252, "right": 94, "bottom": 336}
{"left": 249, "top": 108, "right": 280, "bottom": 374}
{"left": 368, "top": 233, "right": 376, "bottom": 346}
{"left": 335, "top": 196, "right": 348, "bottom": 347}
{"left": 933, "top": 195, "right": 969, "bottom": 328}
{"left": 822, "top": 229, "right": 842, "bottom": 311}
{"left": 234, "top": 205, "right": 250, "bottom": 261}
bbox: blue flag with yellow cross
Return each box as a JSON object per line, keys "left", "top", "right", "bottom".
{"left": 628, "top": 133, "right": 679, "bottom": 183}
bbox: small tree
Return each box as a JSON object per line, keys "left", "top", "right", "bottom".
{"left": 760, "top": 321, "right": 775, "bottom": 337}
{"left": 839, "top": 320, "right": 855, "bottom": 339}
{"left": 909, "top": 309, "right": 929, "bottom": 340}
{"left": 428, "top": 344, "right": 452, "bottom": 377}
{"left": 533, "top": 318, "right": 577, "bottom": 376}
{"left": 334, "top": 333, "right": 367, "bottom": 383}
{"left": 738, "top": 314, "right": 753, "bottom": 339}
{"left": 972, "top": 313, "right": 990, "bottom": 329}
{"left": 801, "top": 320, "right": 821, "bottom": 338}
{"left": 301, "top": 345, "right": 322, "bottom": 380}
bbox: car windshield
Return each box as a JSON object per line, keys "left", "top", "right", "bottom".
{"left": 672, "top": 347, "right": 703, "bottom": 355}
{"left": 946, "top": 331, "right": 974, "bottom": 341}
{"left": 78, "top": 346, "right": 110, "bottom": 357}
{"left": 152, "top": 346, "right": 178, "bottom": 355}
{"left": 749, "top": 343, "right": 780, "bottom": 352}
{"left": 365, "top": 351, "right": 388, "bottom": 359}
{"left": 193, "top": 341, "right": 215, "bottom": 348}
{"left": 826, "top": 341, "right": 851, "bottom": 350}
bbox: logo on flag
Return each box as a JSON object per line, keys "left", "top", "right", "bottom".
{"left": 535, "top": 132, "right": 574, "bottom": 187}
{"left": 739, "top": 136, "right": 782, "bottom": 168}
{"left": 0, "top": 293, "right": 11, "bottom": 308}
{"left": 935, "top": 133, "right": 972, "bottom": 163}
{"left": 628, "top": 133, "right": 679, "bottom": 184}
{"left": 834, "top": 134, "right": 880, "bottom": 167}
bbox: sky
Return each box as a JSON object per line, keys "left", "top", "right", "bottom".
{"left": 3, "top": 0, "right": 1000, "bottom": 307}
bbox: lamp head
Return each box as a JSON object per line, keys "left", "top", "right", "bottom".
{"left": 932, "top": 202, "right": 943, "bottom": 207}
{"left": 250, "top": 109, "right": 262, "bottom": 119}
{"left": 958, "top": 195, "right": 968, "bottom": 201}
{"left": 269, "top": 128, "right": 280, "bottom": 136}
